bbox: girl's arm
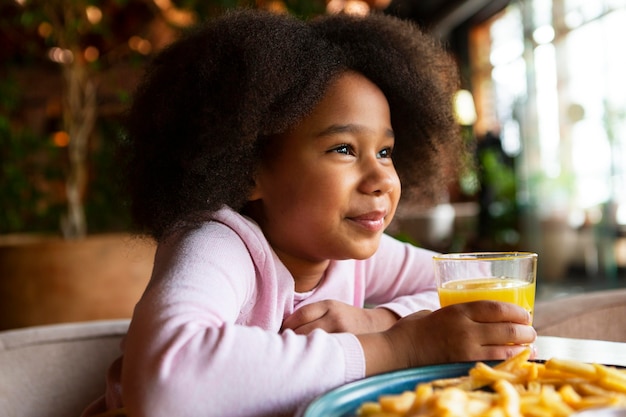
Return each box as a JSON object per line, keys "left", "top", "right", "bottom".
{"left": 120, "top": 222, "right": 366, "bottom": 417}
{"left": 122, "top": 315, "right": 364, "bottom": 417}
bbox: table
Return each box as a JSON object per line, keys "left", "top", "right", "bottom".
{"left": 535, "top": 335, "right": 626, "bottom": 367}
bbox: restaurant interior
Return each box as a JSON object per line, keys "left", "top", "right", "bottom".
{"left": 1, "top": 1, "right": 626, "bottom": 416}
{"left": 2, "top": 0, "right": 626, "bottom": 324}
{"left": 0, "top": 0, "right": 626, "bottom": 322}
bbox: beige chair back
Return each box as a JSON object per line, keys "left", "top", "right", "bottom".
{"left": 0, "top": 320, "right": 128, "bottom": 417}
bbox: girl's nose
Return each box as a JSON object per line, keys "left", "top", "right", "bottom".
{"left": 359, "top": 158, "right": 398, "bottom": 195}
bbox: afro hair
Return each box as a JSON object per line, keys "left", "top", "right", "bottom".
{"left": 121, "top": 8, "right": 464, "bottom": 240}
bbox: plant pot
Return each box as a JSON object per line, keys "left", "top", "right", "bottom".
{"left": 0, "top": 233, "right": 155, "bottom": 330}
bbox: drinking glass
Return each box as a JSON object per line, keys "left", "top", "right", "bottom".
{"left": 433, "top": 252, "right": 538, "bottom": 322}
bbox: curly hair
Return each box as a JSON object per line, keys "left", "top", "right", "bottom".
{"left": 122, "top": 8, "right": 463, "bottom": 240}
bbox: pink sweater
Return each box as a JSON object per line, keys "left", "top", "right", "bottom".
{"left": 85, "top": 207, "right": 439, "bottom": 417}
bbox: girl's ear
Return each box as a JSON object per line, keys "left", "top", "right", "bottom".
{"left": 249, "top": 136, "right": 272, "bottom": 202}
{"left": 248, "top": 175, "right": 263, "bottom": 201}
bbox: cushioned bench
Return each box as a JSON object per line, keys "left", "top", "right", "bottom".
{"left": 0, "top": 319, "right": 128, "bottom": 417}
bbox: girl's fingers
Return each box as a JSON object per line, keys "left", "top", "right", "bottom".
{"left": 476, "top": 344, "right": 536, "bottom": 361}
{"left": 461, "top": 300, "right": 532, "bottom": 325}
{"left": 281, "top": 303, "right": 325, "bottom": 330}
{"left": 477, "top": 321, "right": 537, "bottom": 346}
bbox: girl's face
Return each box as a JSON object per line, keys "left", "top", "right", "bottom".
{"left": 248, "top": 71, "right": 401, "bottom": 288}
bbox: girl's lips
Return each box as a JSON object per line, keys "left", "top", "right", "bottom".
{"left": 347, "top": 211, "right": 387, "bottom": 232}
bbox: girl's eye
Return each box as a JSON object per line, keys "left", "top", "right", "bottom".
{"left": 377, "top": 147, "right": 393, "bottom": 159}
{"left": 330, "top": 144, "right": 353, "bottom": 155}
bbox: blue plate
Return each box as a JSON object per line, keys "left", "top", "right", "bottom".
{"left": 303, "top": 361, "right": 495, "bottom": 417}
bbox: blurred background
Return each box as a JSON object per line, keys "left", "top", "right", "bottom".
{"left": 1, "top": 0, "right": 625, "bottom": 329}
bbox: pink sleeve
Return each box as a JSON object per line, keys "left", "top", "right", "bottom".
{"left": 359, "top": 234, "right": 440, "bottom": 317}
{"left": 120, "top": 222, "right": 365, "bottom": 417}
{"left": 122, "top": 321, "right": 363, "bottom": 417}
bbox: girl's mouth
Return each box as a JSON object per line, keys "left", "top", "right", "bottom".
{"left": 347, "top": 211, "right": 387, "bottom": 232}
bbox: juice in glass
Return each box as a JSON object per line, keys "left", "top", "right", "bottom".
{"left": 437, "top": 277, "right": 536, "bottom": 320}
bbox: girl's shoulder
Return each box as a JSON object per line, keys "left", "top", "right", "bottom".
{"left": 164, "top": 207, "right": 266, "bottom": 249}
{"left": 157, "top": 207, "right": 273, "bottom": 268}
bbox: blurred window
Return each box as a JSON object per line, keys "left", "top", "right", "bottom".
{"left": 469, "top": 0, "right": 626, "bottom": 224}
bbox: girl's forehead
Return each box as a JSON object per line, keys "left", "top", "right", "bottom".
{"left": 297, "top": 71, "right": 388, "bottom": 119}
{"left": 258, "top": 71, "right": 392, "bottom": 155}
{"left": 279, "top": 73, "right": 392, "bottom": 145}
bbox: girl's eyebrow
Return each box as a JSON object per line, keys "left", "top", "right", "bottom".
{"left": 316, "top": 124, "right": 395, "bottom": 139}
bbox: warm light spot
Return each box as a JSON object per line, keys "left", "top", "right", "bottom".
{"left": 128, "top": 36, "right": 152, "bottom": 55}
{"left": 152, "top": 0, "right": 195, "bottom": 27}
{"left": 38, "top": 22, "right": 53, "bottom": 38}
{"left": 153, "top": 0, "right": 172, "bottom": 10}
{"left": 343, "top": 0, "right": 370, "bottom": 15}
{"left": 84, "top": 46, "right": 99, "bottom": 62}
{"left": 52, "top": 131, "right": 70, "bottom": 147}
{"left": 128, "top": 36, "right": 141, "bottom": 50}
{"left": 164, "top": 8, "right": 196, "bottom": 27}
{"left": 453, "top": 90, "right": 477, "bottom": 126}
{"left": 85, "top": 6, "right": 102, "bottom": 24}
{"left": 14, "top": 0, "right": 26, "bottom": 5}
{"left": 327, "top": 0, "right": 371, "bottom": 14}
{"left": 326, "top": 0, "right": 345, "bottom": 14}
{"left": 48, "top": 47, "right": 74, "bottom": 64}
{"left": 137, "top": 40, "right": 152, "bottom": 55}
{"left": 264, "top": 0, "right": 288, "bottom": 13}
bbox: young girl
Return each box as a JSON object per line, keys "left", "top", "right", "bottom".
{"left": 83, "top": 9, "right": 535, "bottom": 417}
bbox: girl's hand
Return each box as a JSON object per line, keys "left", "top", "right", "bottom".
{"left": 357, "top": 301, "right": 537, "bottom": 376}
{"left": 281, "top": 300, "right": 398, "bottom": 335}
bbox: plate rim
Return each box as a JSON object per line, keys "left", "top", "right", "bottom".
{"left": 303, "top": 361, "right": 497, "bottom": 417}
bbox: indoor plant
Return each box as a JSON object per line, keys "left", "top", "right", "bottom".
{"left": 0, "top": 0, "right": 179, "bottom": 329}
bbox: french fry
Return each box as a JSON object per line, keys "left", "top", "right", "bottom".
{"left": 470, "top": 362, "right": 524, "bottom": 384}
{"left": 594, "top": 363, "right": 626, "bottom": 381}
{"left": 356, "top": 348, "right": 626, "bottom": 417}
{"left": 494, "top": 379, "right": 522, "bottom": 417}
{"left": 358, "top": 402, "right": 384, "bottom": 416}
{"left": 495, "top": 348, "right": 532, "bottom": 373}
{"left": 379, "top": 391, "right": 416, "bottom": 414}
{"left": 410, "top": 382, "right": 434, "bottom": 413}
{"left": 557, "top": 384, "right": 582, "bottom": 408}
{"left": 538, "top": 384, "right": 574, "bottom": 417}
{"left": 594, "top": 363, "right": 626, "bottom": 394}
{"left": 520, "top": 402, "right": 556, "bottom": 417}
{"left": 430, "top": 376, "right": 471, "bottom": 389}
{"left": 598, "top": 375, "right": 626, "bottom": 394}
{"left": 526, "top": 380, "right": 542, "bottom": 395}
{"left": 545, "top": 358, "right": 597, "bottom": 379}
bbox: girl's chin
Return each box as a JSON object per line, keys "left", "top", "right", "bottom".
{"left": 348, "top": 240, "right": 382, "bottom": 260}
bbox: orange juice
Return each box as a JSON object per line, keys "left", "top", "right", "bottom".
{"left": 438, "top": 277, "right": 536, "bottom": 320}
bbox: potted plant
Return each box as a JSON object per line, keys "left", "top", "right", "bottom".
{"left": 0, "top": 0, "right": 180, "bottom": 329}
